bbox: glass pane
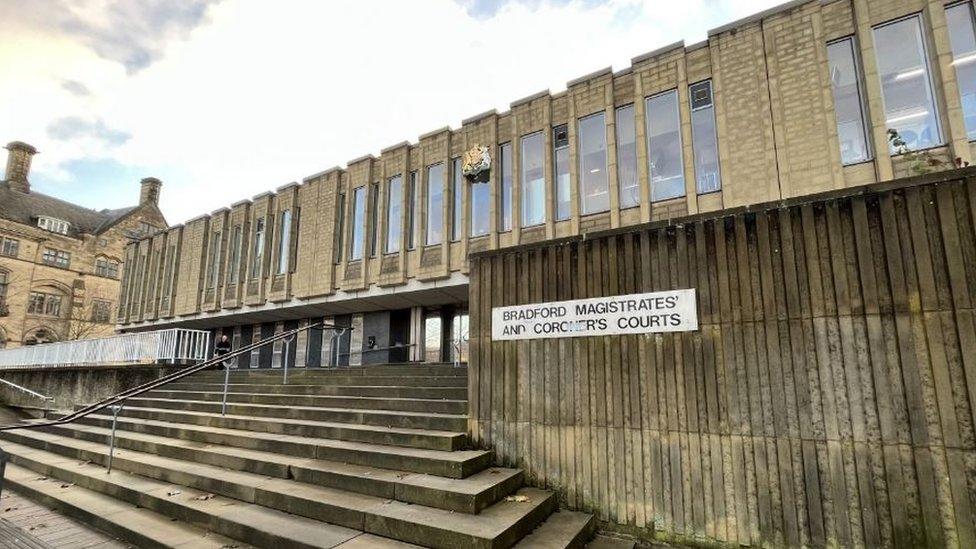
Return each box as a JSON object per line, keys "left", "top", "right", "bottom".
{"left": 521, "top": 132, "right": 546, "bottom": 227}
{"left": 426, "top": 163, "right": 444, "bottom": 245}
{"left": 690, "top": 81, "right": 722, "bottom": 193}
{"left": 499, "top": 143, "right": 513, "bottom": 231}
{"left": 553, "top": 125, "right": 570, "bottom": 220}
{"left": 350, "top": 187, "right": 366, "bottom": 260}
{"left": 277, "top": 210, "right": 291, "bottom": 274}
{"left": 251, "top": 218, "right": 265, "bottom": 277}
{"left": 616, "top": 104, "right": 639, "bottom": 209}
{"left": 424, "top": 313, "right": 442, "bottom": 363}
{"left": 645, "top": 90, "right": 686, "bottom": 201}
{"left": 578, "top": 112, "right": 609, "bottom": 215}
{"left": 408, "top": 172, "right": 417, "bottom": 249}
{"left": 873, "top": 16, "right": 942, "bottom": 151}
{"left": 471, "top": 177, "right": 490, "bottom": 237}
{"left": 334, "top": 194, "right": 345, "bottom": 263}
{"left": 369, "top": 184, "right": 379, "bottom": 256}
{"left": 452, "top": 158, "right": 463, "bottom": 241}
{"left": 386, "top": 175, "right": 403, "bottom": 254}
{"left": 827, "top": 40, "right": 870, "bottom": 164}
{"left": 948, "top": 2, "right": 976, "bottom": 140}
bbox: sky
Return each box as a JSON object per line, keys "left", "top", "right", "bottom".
{"left": 0, "top": 0, "right": 784, "bottom": 224}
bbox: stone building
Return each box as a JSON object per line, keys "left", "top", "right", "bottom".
{"left": 117, "top": 0, "right": 976, "bottom": 367}
{"left": 0, "top": 141, "right": 168, "bottom": 349}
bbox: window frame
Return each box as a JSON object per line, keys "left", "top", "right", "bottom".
{"left": 386, "top": 174, "right": 404, "bottom": 255}
{"left": 94, "top": 257, "right": 120, "bottom": 279}
{"left": 42, "top": 248, "right": 71, "bottom": 269}
{"left": 825, "top": 38, "right": 873, "bottom": 166}
{"left": 0, "top": 237, "right": 19, "bottom": 258}
{"left": 520, "top": 131, "right": 547, "bottom": 228}
{"left": 644, "top": 88, "right": 687, "bottom": 203}
{"left": 276, "top": 209, "right": 292, "bottom": 274}
{"left": 688, "top": 79, "right": 725, "bottom": 192}
{"left": 425, "top": 163, "right": 445, "bottom": 246}
{"left": 946, "top": 0, "right": 976, "bottom": 141}
{"left": 250, "top": 217, "right": 266, "bottom": 279}
{"left": 498, "top": 142, "right": 513, "bottom": 232}
{"left": 615, "top": 104, "right": 640, "bottom": 210}
{"left": 577, "top": 111, "right": 610, "bottom": 216}
{"left": 451, "top": 158, "right": 463, "bottom": 242}
{"left": 349, "top": 186, "right": 367, "bottom": 261}
{"left": 553, "top": 124, "right": 571, "bottom": 221}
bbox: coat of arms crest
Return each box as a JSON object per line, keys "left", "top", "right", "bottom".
{"left": 462, "top": 145, "right": 491, "bottom": 178}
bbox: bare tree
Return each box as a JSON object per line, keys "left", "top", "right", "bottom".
{"left": 65, "top": 292, "right": 114, "bottom": 341}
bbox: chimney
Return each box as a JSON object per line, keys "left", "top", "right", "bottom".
{"left": 139, "top": 177, "right": 162, "bottom": 206}
{"left": 4, "top": 141, "right": 37, "bottom": 193}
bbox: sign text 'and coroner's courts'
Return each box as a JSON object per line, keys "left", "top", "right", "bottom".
{"left": 491, "top": 289, "right": 698, "bottom": 341}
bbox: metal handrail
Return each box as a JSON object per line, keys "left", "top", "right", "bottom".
{"left": 0, "top": 328, "right": 211, "bottom": 369}
{"left": 0, "top": 378, "right": 54, "bottom": 403}
{"left": 0, "top": 321, "right": 348, "bottom": 485}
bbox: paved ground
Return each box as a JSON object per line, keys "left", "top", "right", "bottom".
{"left": 0, "top": 489, "right": 131, "bottom": 549}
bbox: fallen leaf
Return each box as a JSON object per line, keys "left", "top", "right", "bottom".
{"left": 3, "top": 507, "right": 18, "bottom": 512}
{"left": 59, "top": 483, "right": 74, "bottom": 489}
{"left": 167, "top": 490, "right": 182, "bottom": 497}
{"left": 194, "top": 493, "right": 215, "bottom": 501}
{"left": 34, "top": 476, "right": 48, "bottom": 481}
{"left": 504, "top": 495, "right": 530, "bottom": 503}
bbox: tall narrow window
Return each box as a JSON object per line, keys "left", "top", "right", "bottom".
{"left": 277, "top": 210, "right": 291, "bottom": 274}
{"left": 873, "top": 15, "right": 942, "bottom": 152}
{"left": 250, "top": 218, "right": 265, "bottom": 278}
{"left": 689, "top": 80, "right": 723, "bottom": 192}
{"left": 553, "top": 125, "right": 570, "bottom": 220}
{"left": 948, "top": 1, "right": 976, "bottom": 140}
{"left": 451, "top": 158, "right": 463, "bottom": 241}
{"left": 334, "top": 192, "right": 345, "bottom": 264}
{"left": 208, "top": 231, "right": 221, "bottom": 288}
{"left": 426, "top": 163, "right": 445, "bottom": 245}
{"left": 228, "top": 225, "right": 242, "bottom": 283}
{"left": 470, "top": 169, "right": 489, "bottom": 237}
{"left": 826, "top": 40, "right": 871, "bottom": 165}
{"left": 407, "top": 172, "right": 417, "bottom": 249}
{"left": 0, "top": 271, "right": 7, "bottom": 310}
{"left": 578, "top": 112, "right": 609, "bottom": 215}
{"left": 616, "top": 104, "right": 639, "bottom": 209}
{"left": 499, "top": 143, "right": 513, "bottom": 231}
{"left": 350, "top": 187, "right": 366, "bottom": 260}
{"left": 163, "top": 244, "right": 176, "bottom": 297}
{"left": 521, "top": 132, "right": 546, "bottom": 227}
{"left": 646, "top": 90, "right": 685, "bottom": 202}
{"left": 386, "top": 175, "right": 403, "bottom": 254}
{"left": 368, "top": 183, "right": 379, "bottom": 257}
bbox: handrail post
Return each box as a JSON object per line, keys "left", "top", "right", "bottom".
{"left": 282, "top": 334, "right": 295, "bottom": 384}
{"left": 106, "top": 403, "right": 125, "bottom": 475}
{"left": 0, "top": 447, "right": 8, "bottom": 500}
{"left": 221, "top": 358, "right": 233, "bottom": 416}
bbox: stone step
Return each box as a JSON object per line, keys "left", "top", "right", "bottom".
{"left": 144, "top": 389, "right": 468, "bottom": 414}
{"left": 164, "top": 382, "right": 468, "bottom": 399}
{"left": 192, "top": 364, "right": 467, "bottom": 377}
{"left": 39, "top": 419, "right": 522, "bottom": 514}
{"left": 2, "top": 445, "right": 369, "bottom": 549}
{"left": 513, "top": 510, "right": 596, "bottom": 548}
{"left": 57, "top": 409, "right": 489, "bottom": 478}
{"left": 187, "top": 373, "right": 468, "bottom": 387}
{"left": 3, "top": 462, "right": 252, "bottom": 549}
{"left": 0, "top": 435, "right": 556, "bottom": 549}
{"left": 583, "top": 535, "right": 637, "bottom": 549}
{"left": 117, "top": 397, "right": 468, "bottom": 431}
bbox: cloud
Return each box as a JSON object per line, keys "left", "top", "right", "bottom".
{"left": 455, "top": 0, "right": 604, "bottom": 19}
{"left": 46, "top": 117, "right": 131, "bottom": 146}
{"left": 61, "top": 80, "right": 91, "bottom": 97}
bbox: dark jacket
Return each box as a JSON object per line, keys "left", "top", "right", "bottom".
{"left": 215, "top": 339, "right": 232, "bottom": 356}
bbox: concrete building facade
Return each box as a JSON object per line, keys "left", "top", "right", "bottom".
{"left": 117, "top": 0, "right": 976, "bottom": 367}
{"left": 0, "top": 142, "right": 168, "bottom": 349}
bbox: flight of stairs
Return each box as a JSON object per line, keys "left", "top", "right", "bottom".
{"left": 0, "top": 364, "right": 596, "bottom": 548}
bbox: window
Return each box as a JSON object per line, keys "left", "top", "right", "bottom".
{"left": 451, "top": 158, "right": 463, "bottom": 241}
{"left": 553, "top": 125, "right": 571, "bottom": 221}
{"left": 499, "top": 143, "right": 513, "bottom": 231}
{"left": 873, "top": 15, "right": 942, "bottom": 152}
{"left": 162, "top": 244, "right": 177, "bottom": 297}
{"left": 426, "top": 163, "right": 445, "bottom": 245}
{"left": 386, "top": 175, "right": 403, "bottom": 254}
{"left": 0, "top": 237, "right": 18, "bottom": 258}
{"left": 42, "top": 248, "right": 70, "bottom": 269}
{"left": 0, "top": 271, "right": 7, "bottom": 310}
{"left": 645, "top": 90, "right": 685, "bottom": 202}
{"left": 334, "top": 192, "right": 345, "bottom": 264}
{"left": 91, "top": 299, "right": 111, "bottom": 323}
{"left": 94, "top": 258, "right": 119, "bottom": 279}
{"left": 207, "top": 231, "right": 222, "bottom": 288}
{"left": 616, "top": 105, "right": 639, "bottom": 209}
{"left": 826, "top": 40, "right": 871, "bottom": 165}
{"left": 470, "top": 167, "right": 490, "bottom": 237}
{"left": 277, "top": 210, "right": 291, "bottom": 274}
{"left": 138, "top": 221, "right": 157, "bottom": 235}
{"left": 37, "top": 217, "right": 69, "bottom": 235}
{"left": 521, "top": 132, "right": 546, "bottom": 227}
{"left": 350, "top": 186, "right": 366, "bottom": 260}
{"left": 27, "top": 291, "right": 61, "bottom": 317}
{"left": 689, "top": 80, "right": 723, "bottom": 192}
{"left": 368, "top": 184, "right": 379, "bottom": 257}
{"left": 407, "top": 172, "right": 417, "bottom": 250}
{"left": 578, "top": 113, "right": 610, "bottom": 215}
{"left": 250, "top": 218, "right": 265, "bottom": 278}
{"left": 228, "top": 225, "right": 242, "bottom": 283}
{"left": 948, "top": 1, "right": 976, "bottom": 140}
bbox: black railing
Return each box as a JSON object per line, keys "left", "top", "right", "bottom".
{"left": 0, "top": 321, "right": 347, "bottom": 495}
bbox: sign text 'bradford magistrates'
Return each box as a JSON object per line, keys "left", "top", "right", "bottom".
{"left": 491, "top": 289, "right": 698, "bottom": 341}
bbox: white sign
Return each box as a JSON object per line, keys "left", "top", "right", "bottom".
{"left": 491, "top": 289, "right": 698, "bottom": 341}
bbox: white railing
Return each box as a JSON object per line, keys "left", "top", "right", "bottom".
{"left": 0, "top": 329, "right": 211, "bottom": 369}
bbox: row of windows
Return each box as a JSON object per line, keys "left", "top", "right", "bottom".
{"left": 199, "top": 208, "right": 296, "bottom": 289}
{"left": 827, "top": 6, "right": 976, "bottom": 166}
{"left": 27, "top": 291, "right": 62, "bottom": 317}
{"left": 37, "top": 216, "right": 70, "bottom": 235}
